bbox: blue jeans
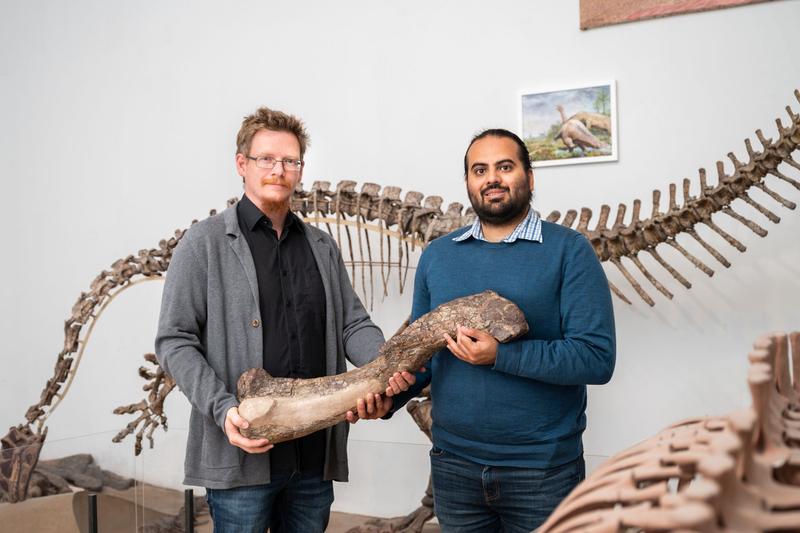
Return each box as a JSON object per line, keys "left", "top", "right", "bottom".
{"left": 430, "top": 447, "right": 584, "bottom": 533}
{"left": 205, "top": 470, "right": 333, "bottom": 533}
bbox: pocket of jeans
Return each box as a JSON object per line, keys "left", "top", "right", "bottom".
{"left": 205, "top": 491, "right": 214, "bottom": 520}
{"left": 430, "top": 446, "right": 446, "bottom": 457}
{"left": 546, "top": 457, "right": 584, "bottom": 496}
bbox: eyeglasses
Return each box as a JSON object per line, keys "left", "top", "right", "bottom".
{"left": 246, "top": 156, "right": 304, "bottom": 173}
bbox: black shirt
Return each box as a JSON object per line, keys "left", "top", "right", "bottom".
{"left": 237, "top": 194, "right": 327, "bottom": 474}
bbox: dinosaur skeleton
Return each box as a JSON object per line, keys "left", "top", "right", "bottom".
{"left": 537, "top": 330, "right": 800, "bottom": 532}
{"left": 1, "top": 91, "right": 799, "bottom": 510}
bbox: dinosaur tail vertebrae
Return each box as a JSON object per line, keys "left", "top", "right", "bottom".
{"left": 538, "top": 331, "right": 800, "bottom": 532}
{"left": 544, "top": 89, "right": 800, "bottom": 306}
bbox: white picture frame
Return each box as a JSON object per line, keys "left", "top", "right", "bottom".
{"left": 520, "top": 81, "right": 618, "bottom": 167}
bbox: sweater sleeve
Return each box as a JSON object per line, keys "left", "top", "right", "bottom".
{"left": 155, "top": 236, "right": 238, "bottom": 431}
{"left": 383, "top": 249, "right": 433, "bottom": 417}
{"left": 333, "top": 242, "right": 386, "bottom": 367}
{"left": 493, "top": 234, "right": 616, "bottom": 385}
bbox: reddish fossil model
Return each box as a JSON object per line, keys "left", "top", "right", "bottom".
{"left": 538, "top": 331, "right": 800, "bottom": 532}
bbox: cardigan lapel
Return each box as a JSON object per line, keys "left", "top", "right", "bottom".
{"left": 300, "top": 219, "right": 333, "bottom": 308}
{"left": 222, "top": 204, "right": 261, "bottom": 308}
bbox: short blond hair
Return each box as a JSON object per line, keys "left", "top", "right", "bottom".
{"left": 236, "top": 107, "right": 309, "bottom": 158}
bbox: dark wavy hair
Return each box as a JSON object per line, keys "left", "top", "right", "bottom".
{"left": 463, "top": 128, "right": 532, "bottom": 176}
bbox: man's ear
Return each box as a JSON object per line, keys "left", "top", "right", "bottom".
{"left": 235, "top": 153, "right": 247, "bottom": 179}
{"left": 528, "top": 168, "right": 535, "bottom": 191}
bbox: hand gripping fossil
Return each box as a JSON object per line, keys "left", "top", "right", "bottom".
{"left": 537, "top": 331, "right": 800, "bottom": 533}
{"left": 236, "top": 291, "right": 528, "bottom": 442}
{"left": 1, "top": 91, "right": 799, "bottom": 508}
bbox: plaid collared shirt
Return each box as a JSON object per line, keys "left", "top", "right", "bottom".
{"left": 453, "top": 206, "right": 543, "bottom": 244}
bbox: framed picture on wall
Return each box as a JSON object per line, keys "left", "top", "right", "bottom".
{"left": 521, "top": 81, "right": 618, "bottom": 167}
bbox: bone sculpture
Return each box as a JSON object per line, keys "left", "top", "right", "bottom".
{"left": 236, "top": 290, "right": 528, "bottom": 442}
{"left": 1, "top": 91, "right": 799, "bottom": 505}
{"left": 537, "top": 331, "right": 800, "bottom": 533}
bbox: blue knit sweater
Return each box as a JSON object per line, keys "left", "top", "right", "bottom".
{"left": 393, "top": 221, "right": 616, "bottom": 468}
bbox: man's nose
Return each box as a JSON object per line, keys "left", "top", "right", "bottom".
{"left": 485, "top": 169, "right": 501, "bottom": 184}
{"left": 271, "top": 161, "right": 285, "bottom": 176}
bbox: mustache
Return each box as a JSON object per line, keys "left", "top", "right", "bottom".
{"left": 260, "top": 178, "right": 290, "bottom": 187}
{"left": 481, "top": 184, "right": 509, "bottom": 195}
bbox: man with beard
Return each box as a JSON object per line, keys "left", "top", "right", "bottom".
{"left": 156, "top": 107, "right": 414, "bottom": 532}
{"left": 385, "top": 129, "right": 616, "bottom": 532}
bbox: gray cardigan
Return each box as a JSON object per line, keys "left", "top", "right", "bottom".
{"left": 155, "top": 203, "right": 385, "bottom": 489}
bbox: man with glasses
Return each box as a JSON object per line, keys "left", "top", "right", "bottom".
{"left": 385, "top": 129, "right": 616, "bottom": 532}
{"left": 156, "top": 107, "right": 413, "bottom": 532}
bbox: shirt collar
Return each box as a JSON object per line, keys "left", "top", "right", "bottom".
{"left": 453, "top": 206, "right": 543, "bottom": 244}
{"left": 238, "top": 194, "right": 301, "bottom": 233}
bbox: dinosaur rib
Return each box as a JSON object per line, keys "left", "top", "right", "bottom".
{"left": 755, "top": 181, "right": 796, "bottom": 209}
{"left": 687, "top": 229, "right": 730, "bottom": 268}
{"left": 703, "top": 218, "right": 746, "bottom": 252}
{"left": 612, "top": 258, "right": 655, "bottom": 306}
{"left": 667, "top": 239, "right": 715, "bottom": 277}
{"left": 630, "top": 255, "right": 672, "bottom": 300}
{"left": 607, "top": 281, "right": 632, "bottom": 305}
{"left": 722, "top": 207, "right": 768, "bottom": 236}
{"left": 648, "top": 248, "right": 691, "bottom": 289}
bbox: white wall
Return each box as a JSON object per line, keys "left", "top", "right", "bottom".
{"left": 1, "top": 0, "right": 799, "bottom": 518}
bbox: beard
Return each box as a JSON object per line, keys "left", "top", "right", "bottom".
{"left": 468, "top": 181, "right": 532, "bottom": 224}
{"left": 256, "top": 178, "right": 293, "bottom": 212}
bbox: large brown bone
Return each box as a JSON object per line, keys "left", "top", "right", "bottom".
{"left": 236, "top": 290, "right": 528, "bottom": 443}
